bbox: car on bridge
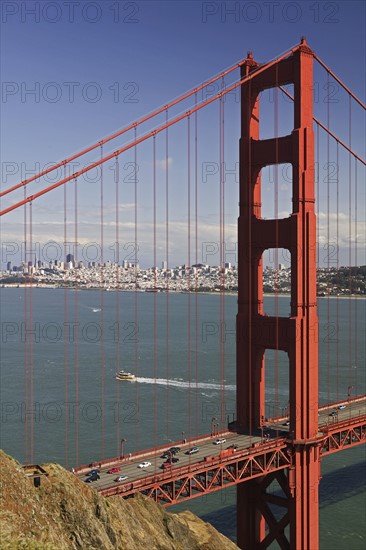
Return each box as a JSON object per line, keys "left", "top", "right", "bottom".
{"left": 329, "top": 411, "right": 337, "bottom": 417}
{"left": 138, "top": 461, "right": 151, "bottom": 468}
{"left": 165, "top": 457, "right": 179, "bottom": 464}
{"left": 115, "top": 475, "right": 128, "bottom": 482}
{"left": 161, "top": 463, "right": 171, "bottom": 470}
{"left": 107, "top": 467, "right": 121, "bottom": 474}
{"left": 169, "top": 447, "right": 181, "bottom": 454}
{"left": 86, "top": 469, "right": 100, "bottom": 477}
{"left": 213, "top": 438, "right": 226, "bottom": 445}
{"left": 338, "top": 405, "right": 346, "bottom": 410}
{"left": 186, "top": 446, "right": 199, "bottom": 455}
{"left": 85, "top": 473, "right": 100, "bottom": 483}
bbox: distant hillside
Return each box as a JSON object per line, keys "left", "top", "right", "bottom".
{"left": 0, "top": 450, "right": 238, "bottom": 550}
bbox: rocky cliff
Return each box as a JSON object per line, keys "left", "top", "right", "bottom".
{"left": 0, "top": 451, "right": 238, "bottom": 549}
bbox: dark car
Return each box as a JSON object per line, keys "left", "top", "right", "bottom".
{"left": 227, "top": 444, "right": 238, "bottom": 450}
{"left": 186, "top": 446, "right": 199, "bottom": 455}
{"left": 165, "top": 457, "right": 179, "bottom": 464}
{"left": 161, "top": 452, "right": 170, "bottom": 459}
{"left": 329, "top": 411, "right": 337, "bottom": 417}
{"left": 169, "top": 447, "right": 181, "bottom": 454}
{"left": 85, "top": 473, "right": 100, "bottom": 483}
{"left": 86, "top": 469, "right": 100, "bottom": 476}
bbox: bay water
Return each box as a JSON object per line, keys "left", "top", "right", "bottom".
{"left": 1, "top": 288, "right": 365, "bottom": 548}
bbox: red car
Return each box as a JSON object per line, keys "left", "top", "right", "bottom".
{"left": 107, "top": 467, "right": 121, "bottom": 474}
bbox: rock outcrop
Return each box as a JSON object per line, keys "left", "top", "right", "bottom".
{"left": 0, "top": 450, "right": 238, "bottom": 549}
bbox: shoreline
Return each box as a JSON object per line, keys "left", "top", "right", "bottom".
{"left": 1, "top": 284, "right": 364, "bottom": 299}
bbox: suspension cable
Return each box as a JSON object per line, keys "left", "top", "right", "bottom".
{"left": 313, "top": 53, "right": 366, "bottom": 110}
{"left": 1, "top": 45, "right": 303, "bottom": 217}
{"left": 278, "top": 86, "right": 366, "bottom": 166}
{"left": 0, "top": 58, "right": 258, "bottom": 199}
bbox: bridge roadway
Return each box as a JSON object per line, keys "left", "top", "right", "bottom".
{"left": 74, "top": 397, "right": 366, "bottom": 494}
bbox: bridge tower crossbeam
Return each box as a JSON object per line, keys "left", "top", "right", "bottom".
{"left": 237, "top": 38, "right": 320, "bottom": 549}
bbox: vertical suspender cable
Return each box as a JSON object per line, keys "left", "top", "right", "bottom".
{"left": 348, "top": 95, "right": 352, "bottom": 397}
{"left": 219, "top": 78, "right": 225, "bottom": 426}
{"left": 29, "top": 201, "right": 34, "bottom": 463}
{"left": 274, "top": 72, "right": 279, "bottom": 422}
{"left": 64, "top": 167, "right": 68, "bottom": 467}
{"left": 194, "top": 94, "right": 199, "bottom": 436}
{"left": 74, "top": 177, "right": 79, "bottom": 465}
{"left": 327, "top": 71, "right": 330, "bottom": 405}
{"left": 134, "top": 127, "right": 139, "bottom": 451}
{"left": 354, "top": 157, "right": 358, "bottom": 394}
{"left": 336, "top": 142, "right": 339, "bottom": 400}
{"left": 187, "top": 116, "right": 192, "bottom": 440}
{"left": 165, "top": 110, "right": 170, "bottom": 441}
{"left": 100, "top": 144, "right": 105, "bottom": 460}
{"left": 23, "top": 188, "right": 28, "bottom": 463}
{"left": 153, "top": 135, "right": 157, "bottom": 455}
{"left": 115, "top": 154, "right": 121, "bottom": 455}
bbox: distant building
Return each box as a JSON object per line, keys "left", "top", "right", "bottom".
{"left": 7, "top": 261, "right": 12, "bottom": 272}
{"left": 66, "top": 254, "right": 74, "bottom": 264}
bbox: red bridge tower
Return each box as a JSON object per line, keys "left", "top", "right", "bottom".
{"left": 237, "top": 38, "right": 320, "bottom": 549}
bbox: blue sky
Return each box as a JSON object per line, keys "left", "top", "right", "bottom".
{"left": 1, "top": 0, "right": 365, "bottom": 268}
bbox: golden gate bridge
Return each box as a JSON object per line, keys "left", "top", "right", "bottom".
{"left": 1, "top": 38, "right": 365, "bottom": 549}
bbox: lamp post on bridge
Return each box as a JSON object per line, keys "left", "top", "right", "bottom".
{"left": 211, "top": 417, "right": 217, "bottom": 437}
{"left": 120, "top": 438, "right": 127, "bottom": 459}
{"left": 348, "top": 385, "right": 353, "bottom": 401}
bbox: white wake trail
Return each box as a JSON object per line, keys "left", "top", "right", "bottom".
{"left": 134, "top": 377, "right": 236, "bottom": 391}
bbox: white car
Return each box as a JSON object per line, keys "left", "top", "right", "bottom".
{"left": 338, "top": 405, "right": 346, "bottom": 410}
{"left": 115, "top": 475, "right": 128, "bottom": 482}
{"left": 213, "top": 438, "right": 226, "bottom": 445}
{"left": 138, "top": 461, "right": 151, "bottom": 468}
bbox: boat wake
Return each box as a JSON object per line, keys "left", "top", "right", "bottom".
{"left": 134, "top": 377, "right": 236, "bottom": 391}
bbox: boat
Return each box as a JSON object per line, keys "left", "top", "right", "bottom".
{"left": 115, "top": 370, "right": 136, "bottom": 381}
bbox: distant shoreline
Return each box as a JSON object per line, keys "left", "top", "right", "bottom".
{"left": 1, "top": 283, "right": 365, "bottom": 299}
